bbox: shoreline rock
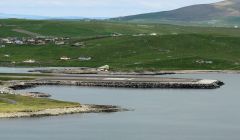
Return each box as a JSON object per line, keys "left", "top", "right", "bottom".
{"left": 0, "top": 104, "right": 127, "bottom": 118}
{"left": 21, "top": 92, "right": 51, "bottom": 98}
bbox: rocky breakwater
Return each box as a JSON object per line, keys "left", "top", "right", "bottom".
{"left": 8, "top": 77, "right": 224, "bottom": 90}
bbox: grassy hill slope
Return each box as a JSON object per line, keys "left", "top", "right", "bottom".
{"left": 0, "top": 19, "right": 240, "bottom": 71}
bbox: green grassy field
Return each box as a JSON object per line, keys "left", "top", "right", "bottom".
{"left": 2, "top": 19, "right": 240, "bottom": 37}
{"left": 0, "top": 94, "right": 80, "bottom": 113}
{"left": 0, "top": 19, "right": 240, "bottom": 70}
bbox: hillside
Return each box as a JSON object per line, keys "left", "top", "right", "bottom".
{"left": 0, "top": 19, "right": 240, "bottom": 70}
{"left": 113, "top": 0, "right": 240, "bottom": 26}
{"left": 1, "top": 19, "right": 240, "bottom": 38}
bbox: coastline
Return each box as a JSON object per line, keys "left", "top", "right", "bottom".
{"left": 110, "top": 70, "right": 240, "bottom": 76}
{"left": 1, "top": 66, "right": 240, "bottom": 75}
{"left": 0, "top": 69, "right": 228, "bottom": 118}
{"left": 0, "top": 104, "right": 126, "bottom": 118}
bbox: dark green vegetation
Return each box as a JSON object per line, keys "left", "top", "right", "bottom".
{"left": 0, "top": 73, "right": 51, "bottom": 81}
{"left": 0, "top": 76, "right": 35, "bottom": 81}
{"left": 0, "top": 94, "right": 80, "bottom": 113}
{"left": 2, "top": 18, "right": 240, "bottom": 37}
{"left": 0, "top": 73, "right": 51, "bottom": 76}
{"left": 0, "top": 19, "right": 240, "bottom": 71}
{"left": 113, "top": 0, "right": 240, "bottom": 27}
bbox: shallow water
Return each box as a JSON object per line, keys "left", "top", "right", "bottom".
{"left": 0, "top": 67, "right": 37, "bottom": 73}
{"left": 0, "top": 72, "right": 240, "bottom": 140}
{"left": 0, "top": 67, "right": 70, "bottom": 73}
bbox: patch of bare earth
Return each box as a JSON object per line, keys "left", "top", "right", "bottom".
{"left": 12, "top": 29, "right": 41, "bottom": 36}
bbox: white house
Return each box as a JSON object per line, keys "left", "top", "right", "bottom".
{"left": 150, "top": 33, "right": 157, "bottom": 36}
{"left": 60, "top": 56, "right": 71, "bottom": 60}
{"left": 98, "top": 65, "right": 110, "bottom": 71}
{"left": 23, "top": 59, "right": 36, "bottom": 63}
{"left": 15, "top": 40, "right": 24, "bottom": 45}
{"left": 55, "top": 41, "right": 65, "bottom": 45}
{"left": 78, "top": 57, "right": 92, "bottom": 61}
{"left": 4, "top": 54, "right": 10, "bottom": 57}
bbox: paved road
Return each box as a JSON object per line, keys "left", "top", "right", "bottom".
{"left": 37, "top": 74, "right": 199, "bottom": 83}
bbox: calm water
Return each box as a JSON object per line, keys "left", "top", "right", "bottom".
{"left": 0, "top": 67, "right": 72, "bottom": 73}
{"left": 0, "top": 71, "right": 240, "bottom": 139}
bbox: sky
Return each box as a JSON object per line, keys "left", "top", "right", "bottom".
{"left": 0, "top": 0, "right": 223, "bottom": 18}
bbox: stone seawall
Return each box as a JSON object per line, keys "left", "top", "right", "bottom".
{"left": 8, "top": 79, "right": 224, "bottom": 90}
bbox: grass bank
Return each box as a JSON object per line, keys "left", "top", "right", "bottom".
{"left": 0, "top": 94, "right": 80, "bottom": 113}
{"left": 0, "top": 34, "right": 239, "bottom": 71}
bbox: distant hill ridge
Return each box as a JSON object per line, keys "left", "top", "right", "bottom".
{"left": 113, "top": 0, "right": 240, "bottom": 26}
{"left": 0, "top": 13, "right": 107, "bottom": 20}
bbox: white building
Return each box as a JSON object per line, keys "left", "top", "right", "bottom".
{"left": 55, "top": 41, "right": 65, "bottom": 45}
{"left": 98, "top": 65, "right": 110, "bottom": 71}
{"left": 150, "top": 33, "right": 157, "bottom": 36}
{"left": 78, "top": 57, "right": 92, "bottom": 61}
{"left": 23, "top": 59, "right": 36, "bottom": 63}
{"left": 15, "top": 40, "right": 24, "bottom": 45}
{"left": 60, "top": 56, "right": 71, "bottom": 60}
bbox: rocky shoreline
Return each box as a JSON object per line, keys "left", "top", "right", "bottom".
{"left": 0, "top": 74, "right": 225, "bottom": 118}
{"left": 0, "top": 82, "right": 128, "bottom": 118}
{"left": 0, "top": 104, "right": 126, "bottom": 118}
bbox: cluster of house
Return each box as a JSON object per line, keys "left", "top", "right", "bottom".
{"left": 21, "top": 56, "right": 92, "bottom": 64}
{"left": 4, "top": 56, "right": 92, "bottom": 65}
{"left": 0, "top": 37, "right": 70, "bottom": 46}
{"left": 9, "top": 56, "right": 92, "bottom": 64}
